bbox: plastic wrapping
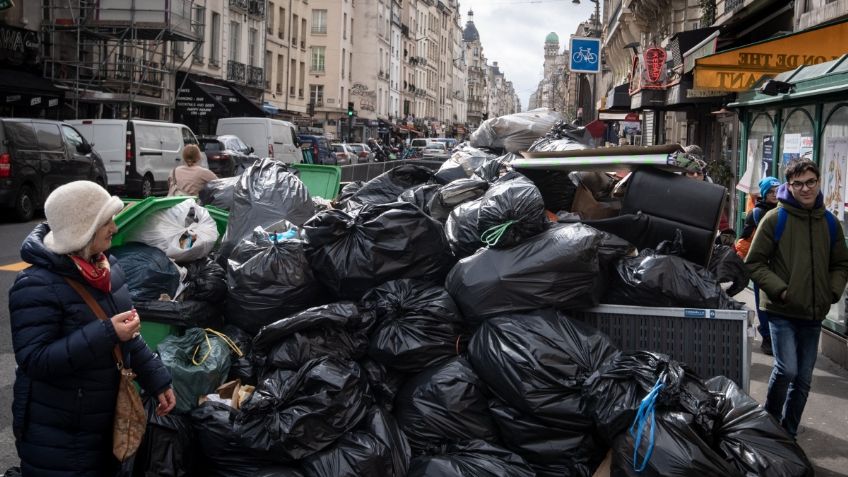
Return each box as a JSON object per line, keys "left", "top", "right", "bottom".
{"left": 474, "top": 154, "right": 511, "bottom": 183}
{"left": 359, "top": 358, "right": 407, "bottom": 412}
{"left": 428, "top": 178, "right": 489, "bottom": 222}
{"left": 226, "top": 227, "right": 321, "bottom": 334}
{"left": 345, "top": 165, "right": 434, "bottom": 208}
{"left": 235, "top": 357, "right": 369, "bottom": 461}
{"left": 251, "top": 302, "right": 374, "bottom": 371}
{"left": 223, "top": 324, "right": 257, "bottom": 384}
{"left": 395, "top": 358, "right": 498, "bottom": 452}
{"left": 705, "top": 376, "right": 813, "bottom": 477}
{"left": 476, "top": 172, "right": 548, "bottom": 248}
{"left": 134, "top": 299, "right": 222, "bottom": 329}
{"left": 133, "top": 397, "right": 195, "bottom": 477}
{"left": 126, "top": 199, "right": 219, "bottom": 263}
{"left": 303, "top": 202, "right": 455, "bottom": 301}
{"left": 399, "top": 183, "right": 441, "bottom": 215}
{"left": 362, "top": 279, "right": 468, "bottom": 374}
{"left": 199, "top": 176, "right": 239, "bottom": 210}
{"left": 181, "top": 257, "right": 228, "bottom": 303}
{"left": 158, "top": 328, "right": 234, "bottom": 414}
{"left": 708, "top": 245, "right": 751, "bottom": 297}
{"left": 434, "top": 160, "right": 470, "bottom": 184}
{"left": 467, "top": 308, "right": 618, "bottom": 427}
{"left": 470, "top": 108, "right": 563, "bottom": 153}
{"left": 407, "top": 440, "right": 536, "bottom": 477}
{"left": 220, "top": 158, "right": 314, "bottom": 259}
{"left": 446, "top": 224, "right": 620, "bottom": 322}
{"left": 527, "top": 120, "right": 592, "bottom": 152}
{"left": 112, "top": 243, "right": 180, "bottom": 302}
{"left": 444, "top": 198, "right": 483, "bottom": 259}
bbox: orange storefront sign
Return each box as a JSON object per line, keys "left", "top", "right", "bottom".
{"left": 694, "top": 20, "right": 848, "bottom": 91}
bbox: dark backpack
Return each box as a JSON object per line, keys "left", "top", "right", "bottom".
{"left": 767, "top": 207, "right": 839, "bottom": 248}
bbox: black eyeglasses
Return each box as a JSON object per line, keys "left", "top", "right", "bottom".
{"left": 789, "top": 178, "right": 818, "bottom": 191}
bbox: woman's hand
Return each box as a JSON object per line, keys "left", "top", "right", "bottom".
{"left": 110, "top": 309, "right": 140, "bottom": 342}
{"left": 156, "top": 388, "right": 177, "bottom": 416}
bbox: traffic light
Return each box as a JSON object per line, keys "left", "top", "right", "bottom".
{"left": 347, "top": 101, "right": 355, "bottom": 117}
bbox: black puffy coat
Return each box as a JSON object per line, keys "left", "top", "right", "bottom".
{"left": 9, "top": 224, "right": 173, "bottom": 477}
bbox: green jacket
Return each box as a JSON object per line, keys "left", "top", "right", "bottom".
{"left": 745, "top": 200, "right": 848, "bottom": 321}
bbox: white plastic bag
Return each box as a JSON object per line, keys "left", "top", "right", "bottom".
{"left": 470, "top": 108, "right": 563, "bottom": 152}
{"left": 126, "top": 199, "right": 219, "bottom": 263}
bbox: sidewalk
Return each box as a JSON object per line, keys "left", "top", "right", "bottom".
{"left": 737, "top": 288, "right": 848, "bottom": 476}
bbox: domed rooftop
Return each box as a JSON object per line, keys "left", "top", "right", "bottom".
{"left": 463, "top": 10, "right": 480, "bottom": 42}
{"left": 545, "top": 32, "right": 559, "bottom": 44}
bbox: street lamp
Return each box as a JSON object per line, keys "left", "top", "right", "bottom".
{"left": 572, "top": 0, "right": 601, "bottom": 37}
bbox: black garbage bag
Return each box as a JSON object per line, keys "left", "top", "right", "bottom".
{"left": 518, "top": 168, "right": 577, "bottom": 213}
{"left": 255, "top": 466, "right": 307, "bottom": 477}
{"left": 708, "top": 245, "right": 751, "bottom": 297}
{"left": 336, "top": 180, "right": 364, "bottom": 204}
{"left": 407, "top": 440, "right": 535, "bottom": 477}
{"left": 235, "top": 357, "right": 369, "bottom": 461}
{"left": 251, "top": 302, "right": 375, "bottom": 371}
{"left": 467, "top": 308, "right": 618, "bottom": 428}
{"left": 444, "top": 198, "right": 483, "bottom": 259}
{"left": 395, "top": 357, "right": 498, "bottom": 453}
{"left": 434, "top": 160, "right": 470, "bottom": 184}
{"left": 474, "top": 154, "right": 510, "bottom": 183}
{"left": 347, "top": 165, "right": 434, "bottom": 207}
{"left": 220, "top": 158, "right": 314, "bottom": 259}
{"left": 360, "top": 358, "right": 407, "bottom": 411}
{"left": 604, "top": 246, "right": 744, "bottom": 310}
{"left": 705, "top": 376, "right": 813, "bottom": 477}
{"left": 158, "top": 328, "right": 235, "bottom": 414}
{"left": 112, "top": 243, "right": 180, "bottom": 302}
{"left": 476, "top": 172, "right": 548, "bottom": 248}
{"left": 399, "top": 183, "right": 441, "bottom": 215}
{"left": 362, "top": 279, "right": 467, "bottom": 374}
{"left": 582, "top": 351, "right": 718, "bottom": 444}
{"left": 190, "top": 402, "right": 278, "bottom": 477}
{"left": 226, "top": 228, "right": 321, "bottom": 334}
{"left": 428, "top": 178, "right": 489, "bottom": 222}
{"left": 223, "top": 324, "right": 257, "bottom": 385}
{"left": 199, "top": 176, "right": 239, "bottom": 210}
{"left": 134, "top": 299, "right": 222, "bottom": 329}
{"left": 611, "top": 409, "right": 742, "bottom": 477}
{"left": 302, "top": 407, "right": 412, "bottom": 477}
{"left": 133, "top": 397, "right": 195, "bottom": 477}
{"left": 303, "top": 203, "right": 455, "bottom": 301}
{"left": 182, "top": 257, "right": 228, "bottom": 303}
{"left": 446, "top": 224, "right": 622, "bottom": 323}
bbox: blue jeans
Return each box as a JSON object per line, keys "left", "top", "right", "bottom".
{"left": 753, "top": 283, "right": 771, "bottom": 339}
{"left": 764, "top": 315, "right": 822, "bottom": 437}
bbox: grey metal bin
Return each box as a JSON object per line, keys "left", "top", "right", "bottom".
{"left": 572, "top": 304, "right": 752, "bottom": 392}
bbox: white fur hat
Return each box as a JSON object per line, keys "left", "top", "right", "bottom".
{"left": 44, "top": 181, "right": 124, "bottom": 255}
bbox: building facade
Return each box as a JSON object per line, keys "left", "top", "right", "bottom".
{"left": 463, "top": 10, "right": 487, "bottom": 127}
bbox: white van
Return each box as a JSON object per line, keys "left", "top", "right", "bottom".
{"left": 68, "top": 119, "right": 204, "bottom": 197}
{"left": 216, "top": 117, "right": 301, "bottom": 163}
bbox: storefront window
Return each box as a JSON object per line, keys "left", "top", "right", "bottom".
{"left": 748, "top": 113, "right": 776, "bottom": 178}
{"left": 822, "top": 104, "right": 848, "bottom": 327}
{"left": 779, "top": 106, "right": 815, "bottom": 179}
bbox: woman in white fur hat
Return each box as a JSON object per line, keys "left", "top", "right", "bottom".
{"left": 9, "top": 180, "right": 176, "bottom": 476}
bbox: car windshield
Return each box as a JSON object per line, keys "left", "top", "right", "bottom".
{"left": 332, "top": 145, "right": 346, "bottom": 152}
{"left": 349, "top": 144, "right": 363, "bottom": 153}
{"left": 425, "top": 144, "right": 446, "bottom": 150}
{"left": 201, "top": 141, "right": 222, "bottom": 153}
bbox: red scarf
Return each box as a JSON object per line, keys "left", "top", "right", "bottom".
{"left": 70, "top": 253, "right": 112, "bottom": 293}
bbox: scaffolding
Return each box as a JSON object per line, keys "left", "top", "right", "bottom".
{"left": 42, "top": 0, "right": 203, "bottom": 119}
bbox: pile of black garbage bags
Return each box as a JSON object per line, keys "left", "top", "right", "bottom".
{"left": 118, "top": 155, "right": 806, "bottom": 476}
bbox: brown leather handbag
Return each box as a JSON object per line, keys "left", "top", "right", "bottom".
{"left": 64, "top": 278, "right": 147, "bottom": 462}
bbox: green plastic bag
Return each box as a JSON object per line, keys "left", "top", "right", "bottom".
{"left": 158, "top": 328, "right": 236, "bottom": 414}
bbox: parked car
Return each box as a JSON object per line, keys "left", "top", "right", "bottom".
{"left": 298, "top": 134, "right": 336, "bottom": 165}
{"left": 216, "top": 117, "right": 301, "bottom": 163}
{"left": 0, "top": 118, "right": 108, "bottom": 221}
{"left": 421, "top": 142, "right": 450, "bottom": 160}
{"left": 432, "top": 137, "right": 459, "bottom": 151}
{"left": 198, "top": 135, "right": 258, "bottom": 177}
{"left": 69, "top": 119, "right": 205, "bottom": 198}
{"left": 411, "top": 138, "right": 437, "bottom": 150}
{"left": 348, "top": 143, "right": 375, "bottom": 162}
{"left": 330, "top": 143, "right": 356, "bottom": 165}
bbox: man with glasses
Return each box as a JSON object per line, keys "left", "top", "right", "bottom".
{"left": 746, "top": 158, "right": 848, "bottom": 438}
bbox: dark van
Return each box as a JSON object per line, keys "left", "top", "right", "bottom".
{"left": 297, "top": 134, "right": 335, "bottom": 165}
{"left": 0, "top": 119, "right": 108, "bottom": 221}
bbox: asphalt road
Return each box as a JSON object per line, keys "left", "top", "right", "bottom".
{"left": 0, "top": 216, "right": 41, "bottom": 472}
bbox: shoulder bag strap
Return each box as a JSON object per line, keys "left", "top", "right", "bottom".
{"left": 63, "top": 277, "right": 125, "bottom": 369}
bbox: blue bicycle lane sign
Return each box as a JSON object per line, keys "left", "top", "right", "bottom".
{"left": 570, "top": 37, "right": 601, "bottom": 74}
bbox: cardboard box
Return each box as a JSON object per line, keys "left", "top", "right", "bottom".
{"left": 571, "top": 184, "right": 620, "bottom": 220}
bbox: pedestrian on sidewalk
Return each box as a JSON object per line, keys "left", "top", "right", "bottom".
{"left": 168, "top": 144, "right": 218, "bottom": 196}
{"left": 745, "top": 159, "right": 848, "bottom": 438}
{"left": 738, "top": 175, "right": 781, "bottom": 355}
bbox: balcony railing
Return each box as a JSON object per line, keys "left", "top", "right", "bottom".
{"left": 725, "top": 0, "right": 743, "bottom": 13}
{"left": 247, "top": 65, "right": 263, "bottom": 87}
{"left": 227, "top": 60, "right": 246, "bottom": 83}
{"left": 311, "top": 26, "right": 327, "bottom": 34}
{"left": 229, "top": 0, "right": 248, "bottom": 11}
{"left": 248, "top": 0, "right": 265, "bottom": 17}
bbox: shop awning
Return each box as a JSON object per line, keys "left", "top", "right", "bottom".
{"left": 604, "top": 83, "right": 631, "bottom": 110}
{"left": 728, "top": 54, "right": 848, "bottom": 108}
{"left": 176, "top": 74, "right": 265, "bottom": 117}
{"left": 0, "top": 69, "right": 63, "bottom": 108}
{"left": 694, "top": 19, "right": 848, "bottom": 92}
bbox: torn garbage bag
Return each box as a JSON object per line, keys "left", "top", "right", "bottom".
{"left": 251, "top": 302, "right": 374, "bottom": 370}
{"left": 446, "top": 224, "right": 619, "bottom": 322}
{"left": 362, "top": 279, "right": 467, "bottom": 374}
{"left": 235, "top": 357, "right": 369, "bottom": 461}
{"left": 467, "top": 308, "right": 618, "bottom": 428}
{"left": 708, "top": 245, "right": 750, "bottom": 297}
{"left": 428, "top": 178, "right": 489, "bottom": 222}
{"left": 111, "top": 243, "right": 180, "bottom": 302}
{"left": 399, "top": 183, "right": 441, "bottom": 215}
{"left": 199, "top": 176, "right": 239, "bottom": 210}
{"left": 303, "top": 202, "right": 454, "bottom": 301}
{"left": 302, "top": 407, "right": 411, "bottom": 477}
{"left": 705, "top": 376, "right": 813, "bottom": 477}
{"left": 226, "top": 227, "right": 321, "bottom": 334}
{"left": 125, "top": 198, "right": 219, "bottom": 263}
{"left": 395, "top": 357, "right": 499, "bottom": 453}
{"left": 476, "top": 172, "right": 548, "bottom": 248}
{"left": 407, "top": 440, "right": 536, "bottom": 477}
{"left": 444, "top": 198, "right": 483, "bottom": 259}
{"left": 345, "top": 165, "right": 434, "bottom": 208}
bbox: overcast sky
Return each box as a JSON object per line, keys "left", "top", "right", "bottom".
{"left": 461, "top": 0, "right": 599, "bottom": 110}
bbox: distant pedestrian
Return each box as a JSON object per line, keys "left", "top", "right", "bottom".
{"left": 169, "top": 144, "right": 218, "bottom": 196}
{"left": 746, "top": 159, "right": 848, "bottom": 438}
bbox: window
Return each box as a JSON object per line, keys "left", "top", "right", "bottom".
{"left": 6, "top": 122, "right": 37, "bottom": 149}
{"left": 311, "top": 46, "right": 325, "bottom": 72}
{"left": 33, "top": 123, "right": 63, "bottom": 150}
{"left": 61, "top": 125, "right": 85, "bottom": 150}
{"left": 229, "top": 21, "right": 240, "bottom": 63}
{"left": 341, "top": 48, "right": 346, "bottom": 78}
{"left": 310, "top": 85, "right": 324, "bottom": 105}
{"left": 821, "top": 104, "right": 848, "bottom": 235}
{"left": 174, "top": 41, "right": 184, "bottom": 58}
{"left": 181, "top": 127, "right": 198, "bottom": 145}
{"left": 278, "top": 7, "right": 285, "bottom": 39}
{"left": 292, "top": 14, "right": 299, "bottom": 43}
{"left": 192, "top": 6, "right": 205, "bottom": 61}
{"left": 351, "top": 18, "right": 354, "bottom": 44}
{"left": 312, "top": 9, "right": 327, "bottom": 33}
{"left": 343, "top": 13, "right": 347, "bottom": 39}
{"left": 248, "top": 28, "right": 257, "bottom": 66}
{"left": 267, "top": 7, "right": 274, "bottom": 33}
{"left": 210, "top": 13, "right": 220, "bottom": 64}
{"left": 276, "top": 53, "right": 285, "bottom": 92}
{"left": 779, "top": 106, "right": 815, "bottom": 178}
{"left": 265, "top": 50, "right": 272, "bottom": 89}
